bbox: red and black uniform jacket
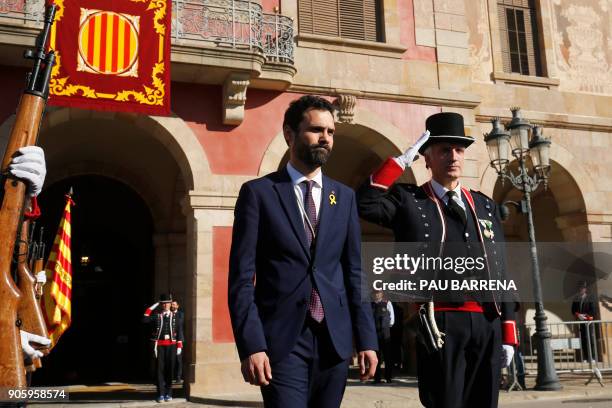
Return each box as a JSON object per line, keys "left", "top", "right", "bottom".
{"left": 143, "top": 307, "right": 184, "bottom": 350}
{"left": 357, "top": 158, "right": 518, "bottom": 346}
{"left": 571, "top": 295, "right": 595, "bottom": 320}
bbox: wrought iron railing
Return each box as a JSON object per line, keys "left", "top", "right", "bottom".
{"left": 0, "top": 0, "right": 294, "bottom": 63}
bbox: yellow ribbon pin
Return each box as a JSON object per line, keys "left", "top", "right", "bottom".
{"left": 329, "top": 192, "right": 337, "bottom": 205}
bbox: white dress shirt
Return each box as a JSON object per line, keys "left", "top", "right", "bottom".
{"left": 430, "top": 178, "right": 466, "bottom": 212}
{"left": 286, "top": 162, "right": 323, "bottom": 221}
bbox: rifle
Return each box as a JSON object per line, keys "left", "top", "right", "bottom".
{"left": 0, "top": 5, "right": 56, "bottom": 388}
{"left": 16, "top": 220, "right": 49, "bottom": 372}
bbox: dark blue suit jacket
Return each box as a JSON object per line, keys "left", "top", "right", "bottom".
{"left": 228, "top": 168, "right": 377, "bottom": 363}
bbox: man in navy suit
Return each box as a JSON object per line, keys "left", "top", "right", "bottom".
{"left": 228, "top": 95, "right": 378, "bottom": 408}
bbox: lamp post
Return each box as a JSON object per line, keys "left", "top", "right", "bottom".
{"left": 484, "top": 108, "right": 561, "bottom": 391}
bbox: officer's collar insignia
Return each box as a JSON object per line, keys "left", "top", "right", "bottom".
{"left": 478, "top": 219, "right": 494, "bottom": 239}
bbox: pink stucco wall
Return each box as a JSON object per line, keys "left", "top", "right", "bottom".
{"left": 171, "top": 83, "right": 304, "bottom": 175}
{"left": 261, "top": 0, "right": 279, "bottom": 12}
{"left": 400, "top": 0, "right": 437, "bottom": 61}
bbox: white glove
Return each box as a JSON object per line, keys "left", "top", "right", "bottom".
{"left": 148, "top": 302, "right": 160, "bottom": 311}
{"left": 177, "top": 348, "right": 182, "bottom": 356}
{"left": 501, "top": 345, "right": 515, "bottom": 368}
{"left": 36, "top": 271, "right": 47, "bottom": 284}
{"left": 395, "top": 131, "right": 430, "bottom": 168}
{"left": 20, "top": 330, "right": 51, "bottom": 359}
{"left": 578, "top": 313, "right": 587, "bottom": 321}
{"left": 8, "top": 146, "right": 46, "bottom": 197}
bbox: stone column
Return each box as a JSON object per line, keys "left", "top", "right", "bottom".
{"left": 183, "top": 192, "right": 254, "bottom": 397}
{"left": 153, "top": 233, "right": 170, "bottom": 297}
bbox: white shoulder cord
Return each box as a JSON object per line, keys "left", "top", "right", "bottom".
{"left": 428, "top": 301, "right": 445, "bottom": 348}
{"left": 423, "top": 182, "right": 446, "bottom": 350}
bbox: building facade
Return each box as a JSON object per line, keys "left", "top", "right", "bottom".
{"left": 1, "top": 0, "right": 611, "bottom": 397}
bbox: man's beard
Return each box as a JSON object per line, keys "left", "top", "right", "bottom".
{"left": 297, "top": 142, "right": 331, "bottom": 167}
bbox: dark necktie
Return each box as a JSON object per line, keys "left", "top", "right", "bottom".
{"left": 300, "top": 180, "right": 324, "bottom": 323}
{"left": 446, "top": 190, "right": 467, "bottom": 225}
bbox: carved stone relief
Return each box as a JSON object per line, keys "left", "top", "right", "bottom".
{"left": 466, "top": 0, "right": 493, "bottom": 83}
{"left": 552, "top": 0, "right": 611, "bottom": 94}
{"left": 335, "top": 94, "right": 357, "bottom": 124}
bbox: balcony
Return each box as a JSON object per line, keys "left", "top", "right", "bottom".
{"left": 0, "top": 0, "right": 296, "bottom": 90}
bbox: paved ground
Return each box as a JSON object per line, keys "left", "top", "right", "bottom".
{"left": 22, "top": 373, "right": 612, "bottom": 408}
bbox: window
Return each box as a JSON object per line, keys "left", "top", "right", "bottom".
{"left": 298, "top": 0, "right": 384, "bottom": 42}
{"left": 497, "top": 0, "right": 542, "bottom": 76}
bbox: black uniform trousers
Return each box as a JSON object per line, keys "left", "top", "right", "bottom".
{"left": 260, "top": 317, "right": 350, "bottom": 408}
{"left": 375, "top": 335, "right": 393, "bottom": 382}
{"left": 156, "top": 344, "right": 176, "bottom": 397}
{"left": 579, "top": 324, "right": 597, "bottom": 361}
{"left": 175, "top": 353, "right": 183, "bottom": 381}
{"left": 417, "top": 311, "right": 502, "bottom": 408}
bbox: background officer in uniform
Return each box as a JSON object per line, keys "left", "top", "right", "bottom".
{"left": 358, "top": 112, "right": 517, "bottom": 408}
{"left": 170, "top": 299, "right": 185, "bottom": 383}
{"left": 143, "top": 294, "right": 183, "bottom": 403}
{"left": 371, "top": 290, "right": 394, "bottom": 384}
{"left": 572, "top": 282, "right": 596, "bottom": 362}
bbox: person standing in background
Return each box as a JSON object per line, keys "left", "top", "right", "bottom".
{"left": 572, "top": 282, "right": 596, "bottom": 362}
{"left": 171, "top": 299, "right": 185, "bottom": 384}
{"left": 371, "top": 290, "right": 394, "bottom": 384}
{"left": 143, "top": 294, "right": 183, "bottom": 403}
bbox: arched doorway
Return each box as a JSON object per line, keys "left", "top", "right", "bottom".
{"left": 3, "top": 108, "right": 202, "bottom": 386}
{"left": 34, "top": 175, "right": 154, "bottom": 384}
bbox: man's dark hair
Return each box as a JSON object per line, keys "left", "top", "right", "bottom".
{"left": 283, "top": 95, "right": 335, "bottom": 133}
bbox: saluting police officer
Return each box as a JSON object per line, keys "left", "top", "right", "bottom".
{"left": 143, "top": 294, "right": 184, "bottom": 403}
{"left": 357, "top": 112, "right": 518, "bottom": 408}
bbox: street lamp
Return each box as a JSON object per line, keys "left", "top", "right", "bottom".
{"left": 484, "top": 108, "right": 561, "bottom": 391}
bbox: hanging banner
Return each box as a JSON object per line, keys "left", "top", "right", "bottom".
{"left": 47, "top": 0, "right": 171, "bottom": 115}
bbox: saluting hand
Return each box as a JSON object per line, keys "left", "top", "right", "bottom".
{"left": 358, "top": 350, "right": 378, "bottom": 381}
{"left": 395, "top": 130, "right": 430, "bottom": 168}
{"left": 241, "top": 351, "right": 272, "bottom": 386}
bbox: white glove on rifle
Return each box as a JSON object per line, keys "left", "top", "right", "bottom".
{"left": 395, "top": 131, "right": 430, "bottom": 169}
{"left": 501, "top": 344, "right": 515, "bottom": 368}
{"left": 20, "top": 330, "right": 51, "bottom": 359}
{"left": 36, "top": 271, "right": 47, "bottom": 284}
{"left": 8, "top": 146, "right": 46, "bottom": 197}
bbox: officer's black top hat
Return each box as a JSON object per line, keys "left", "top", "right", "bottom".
{"left": 159, "top": 293, "right": 173, "bottom": 303}
{"left": 418, "top": 112, "right": 475, "bottom": 154}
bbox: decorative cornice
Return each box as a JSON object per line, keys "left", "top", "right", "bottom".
{"left": 296, "top": 33, "right": 407, "bottom": 59}
{"left": 492, "top": 71, "right": 560, "bottom": 89}
{"left": 289, "top": 85, "right": 481, "bottom": 109}
{"left": 476, "top": 114, "right": 612, "bottom": 133}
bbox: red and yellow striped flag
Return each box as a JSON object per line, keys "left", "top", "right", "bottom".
{"left": 42, "top": 193, "right": 74, "bottom": 348}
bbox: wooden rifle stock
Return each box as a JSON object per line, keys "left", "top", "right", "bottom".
{"left": 16, "top": 221, "right": 49, "bottom": 372}
{"left": 0, "top": 5, "right": 55, "bottom": 388}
